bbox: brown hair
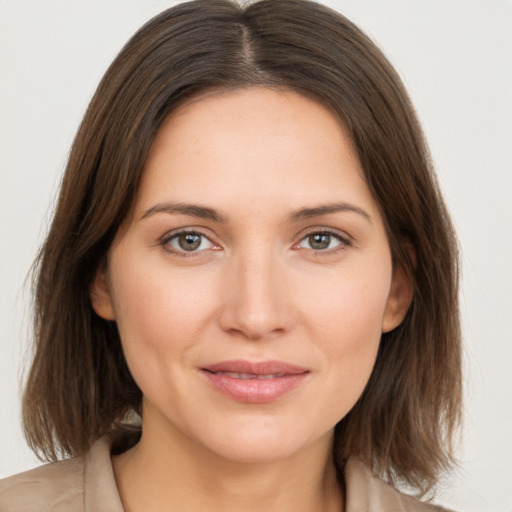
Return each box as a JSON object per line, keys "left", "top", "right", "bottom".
{"left": 23, "top": 0, "right": 461, "bottom": 495}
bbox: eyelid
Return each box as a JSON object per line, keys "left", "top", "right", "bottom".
{"left": 157, "top": 225, "right": 352, "bottom": 257}
{"left": 159, "top": 228, "right": 221, "bottom": 257}
{"left": 293, "top": 227, "right": 352, "bottom": 253}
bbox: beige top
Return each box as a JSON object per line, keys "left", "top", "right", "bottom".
{"left": 0, "top": 435, "right": 451, "bottom": 512}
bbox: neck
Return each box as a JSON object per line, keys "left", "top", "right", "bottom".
{"left": 112, "top": 420, "right": 343, "bottom": 512}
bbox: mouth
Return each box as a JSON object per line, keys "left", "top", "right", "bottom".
{"left": 200, "top": 360, "right": 310, "bottom": 403}
{"left": 205, "top": 371, "right": 288, "bottom": 380}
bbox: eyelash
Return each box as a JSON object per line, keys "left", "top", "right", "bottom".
{"left": 160, "top": 228, "right": 351, "bottom": 257}
{"left": 160, "top": 229, "right": 217, "bottom": 257}
{"left": 294, "top": 228, "right": 351, "bottom": 255}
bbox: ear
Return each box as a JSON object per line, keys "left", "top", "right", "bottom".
{"left": 89, "top": 263, "right": 116, "bottom": 320}
{"left": 382, "top": 265, "right": 414, "bottom": 333}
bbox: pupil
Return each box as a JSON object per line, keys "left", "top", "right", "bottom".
{"left": 309, "top": 233, "right": 330, "bottom": 250}
{"left": 179, "top": 233, "right": 201, "bottom": 251}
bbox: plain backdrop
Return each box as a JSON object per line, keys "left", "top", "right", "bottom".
{"left": 1, "top": 1, "right": 511, "bottom": 510}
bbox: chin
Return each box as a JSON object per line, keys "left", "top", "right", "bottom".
{"left": 207, "top": 437, "right": 308, "bottom": 464}
{"left": 191, "top": 418, "right": 332, "bottom": 465}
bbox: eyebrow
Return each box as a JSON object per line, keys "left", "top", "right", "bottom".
{"left": 140, "top": 201, "right": 372, "bottom": 224}
{"left": 287, "top": 202, "right": 372, "bottom": 224}
{"left": 140, "top": 202, "right": 227, "bottom": 222}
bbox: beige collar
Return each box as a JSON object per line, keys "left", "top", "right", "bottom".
{"left": 82, "top": 434, "right": 444, "bottom": 512}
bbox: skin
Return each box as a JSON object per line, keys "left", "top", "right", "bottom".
{"left": 91, "top": 87, "right": 412, "bottom": 512}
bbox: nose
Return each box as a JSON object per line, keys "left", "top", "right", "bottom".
{"left": 218, "top": 249, "right": 295, "bottom": 341}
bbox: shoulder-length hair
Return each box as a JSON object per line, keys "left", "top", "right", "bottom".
{"left": 23, "top": 0, "right": 461, "bottom": 495}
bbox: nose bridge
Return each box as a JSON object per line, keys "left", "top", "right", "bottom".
{"left": 219, "top": 243, "right": 292, "bottom": 340}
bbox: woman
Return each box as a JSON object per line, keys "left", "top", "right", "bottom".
{"left": 0, "top": 1, "right": 461, "bottom": 511}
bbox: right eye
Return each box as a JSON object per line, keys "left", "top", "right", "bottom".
{"left": 162, "top": 231, "right": 216, "bottom": 255}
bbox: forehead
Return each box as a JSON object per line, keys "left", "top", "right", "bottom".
{"left": 134, "top": 87, "right": 378, "bottom": 221}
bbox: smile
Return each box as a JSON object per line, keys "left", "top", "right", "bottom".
{"left": 201, "top": 360, "right": 310, "bottom": 403}
{"left": 208, "top": 371, "right": 287, "bottom": 380}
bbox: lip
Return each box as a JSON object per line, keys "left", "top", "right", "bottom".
{"left": 201, "top": 359, "right": 310, "bottom": 404}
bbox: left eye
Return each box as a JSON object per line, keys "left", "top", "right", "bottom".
{"left": 297, "top": 232, "right": 344, "bottom": 251}
{"left": 165, "top": 232, "right": 214, "bottom": 253}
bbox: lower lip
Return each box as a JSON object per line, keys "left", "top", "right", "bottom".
{"left": 201, "top": 371, "right": 309, "bottom": 403}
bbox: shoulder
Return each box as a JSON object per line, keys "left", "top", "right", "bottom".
{"left": 0, "top": 456, "right": 86, "bottom": 512}
{"left": 0, "top": 434, "right": 127, "bottom": 512}
{"left": 344, "top": 458, "right": 454, "bottom": 512}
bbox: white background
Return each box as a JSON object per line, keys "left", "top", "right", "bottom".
{"left": 1, "top": 1, "right": 511, "bottom": 510}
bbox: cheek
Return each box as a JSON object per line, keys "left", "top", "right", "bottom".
{"left": 298, "top": 262, "right": 391, "bottom": 401}
{"left": 109, "top": 260, "right": 217, "bottom": 373}
{"left": 302, "top": 261, "right": 391, "bottom": 342}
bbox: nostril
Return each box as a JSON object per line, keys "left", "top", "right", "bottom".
{"left": 217, "top": 264, "right": 294, "bottom": 339}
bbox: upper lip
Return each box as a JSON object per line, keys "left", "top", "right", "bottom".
{"left": 202, "top": 359, "right": 309, "bottom": 376}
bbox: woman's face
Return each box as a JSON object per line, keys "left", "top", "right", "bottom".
{"left": 92, "top": 88, "right": 411, "bottom": 463}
